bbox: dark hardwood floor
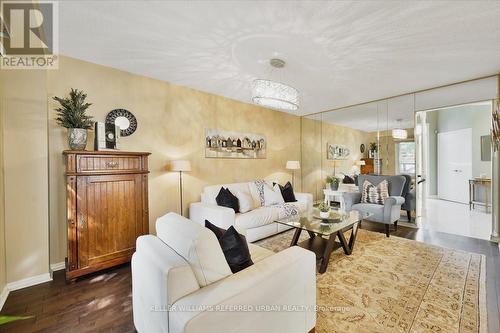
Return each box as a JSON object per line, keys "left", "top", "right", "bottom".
{"left": 0, "top": 222, "right": 499, "bottom": 333}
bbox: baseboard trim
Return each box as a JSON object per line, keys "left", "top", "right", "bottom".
{"left": 50, "top": 261, "right": 66, "bottom": 272}
{"left": 0, "top": 285, "right": 9, "bottom": 310}
{"left": 6, "top": 273, "right": 52, "bottom": 292}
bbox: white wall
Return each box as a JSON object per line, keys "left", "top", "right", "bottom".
{"left": 437, "top": 104, "right": 491, "bottom": 178}
{"left": 427, "top": 102, "right": 492, "bottom": 199}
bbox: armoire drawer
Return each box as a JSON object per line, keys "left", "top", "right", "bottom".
{"left": 75, "top": 155, "right": 144, "bottom": 173}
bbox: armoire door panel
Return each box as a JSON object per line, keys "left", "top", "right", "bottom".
{"left": 77, "top": 174, "right": 142, "bottom": 269}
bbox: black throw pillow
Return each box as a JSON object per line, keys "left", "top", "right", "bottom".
{"left": 215, "top": 187, "right": 240, "bottom": 213}
{"left": 343, "top": 175, "right": 354, "bottom": 184}
{"left": 218, "top": 226, "right": 253, "bottom": 273}
{"left": 205, "top": 219, "right": 225, "bottom": 239}
{"left": 278, "top": 181, "right": 297, "bottom": 202}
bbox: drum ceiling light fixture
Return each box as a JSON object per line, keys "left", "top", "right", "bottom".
{"left": 252, "top": 58, "right": 299, "bottom": 112}
{"left": 392, "top": 119, "right": 408, "bottom": 140}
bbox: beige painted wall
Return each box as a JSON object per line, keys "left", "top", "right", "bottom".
{"left": 47, "top": 56, "right": 301, "bottom": 264}
{"left": 0, "top": 83, "right": 6, "bottom": 292}
{"left": 0, "top": 69, "right": 50, "bottom": 283}
{"left": 301, "top": 116, "right": 370, "bottom": 202}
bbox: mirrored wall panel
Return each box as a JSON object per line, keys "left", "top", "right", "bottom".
{"left": 300, "top": 94, "right": 415, "bottom": 203}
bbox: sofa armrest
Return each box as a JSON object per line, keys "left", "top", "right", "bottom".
{"left": 170, "top": 246, "right": 316, "bottom": 333}
{"left": 344, "top": 192, "right": 362, "bottom": 211}
{"left": 189, "top": 202, "right": 236, "bottom": 229}
{"left": 385, "top": 196, "right": 405, "bottom": 206}
{"left": 383, "top": 196, "right": 405, "bottom": 223}
{"left": 295, "top": 192, "right": 313, "bottom": 212}
{"left": 132, "top": 235, "right": 200, "bottom": 333}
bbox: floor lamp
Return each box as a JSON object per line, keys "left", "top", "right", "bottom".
{"left": 286, "top": 160, "right": 300, "bottom": 188}
{"left": 171, "top": 160, "right": 191, "bottom": 216}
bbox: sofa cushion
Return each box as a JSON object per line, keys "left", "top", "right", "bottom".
{"left": 361, "top": 180, "right": 389, "bottom": 205}
{"left": 277, "top": 181, "right": 297, "bottom": 202}
{"left": 218, "top": 226, "right": 253, "bottom": 273}
{"left": 156, "top": 213, "right": 232, "bottom": 287}
{"left": 205, "top": 219, "right": 225, "bottom": 239}
{"left": 248, "top": 180, "right": 266, "bottom": 207}
{"left": 264, "top": 183, "right": 285, "bottom": 206}
{"left": 216, "top": 187, "right": 240, "bottom": 212}
{"left": 235, "top": 206, "right": 279, "bottom": 229}
{"left": 352, "top": 203, "right": 385, "bottom": 223}
{"left": 202, "top": 182, "right": 251, "bottom": 205}
{"left": 235, "top": 190, "right": 254, "bottom": 213}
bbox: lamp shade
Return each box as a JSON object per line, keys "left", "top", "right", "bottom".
{"left": 171, "top": 160, "right": 191, "bottom": 172}
{"left": 286, "top": 160, "right": 300, "bottom": 170}
{"left": 356, "top": 160, "right": 366, "bottom": 166}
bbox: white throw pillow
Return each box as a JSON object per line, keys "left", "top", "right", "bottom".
{"left": 155, "top": 213, "right": 232, "bottom": 287}
{"left": 235, "top": 191, "right": 254, "bottom": 213}
{"left": 248, "top": 181, "right": 264, "bottom": 208}
{"left": 264, "top": 183, "right": 285, "bottom": 206}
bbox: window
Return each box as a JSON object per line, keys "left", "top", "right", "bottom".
{"left": 396, "top": 142, "right": 416, "bottom": 175}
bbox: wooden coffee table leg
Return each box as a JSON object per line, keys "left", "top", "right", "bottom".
{"left": 319, "top": 233, "right": 336, "bottom": 274}
{"left": 290, "top": 228, "right": 302, "bottom": 246}
{"left": 337, "top": 230, "right": 352, "bottom": 255}
{"left": 348, "top": 221, "right": 360, "bottom": 250}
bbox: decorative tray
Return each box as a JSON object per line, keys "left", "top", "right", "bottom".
{"left": 313, "top": 211, "right": 344, "bottom": 223}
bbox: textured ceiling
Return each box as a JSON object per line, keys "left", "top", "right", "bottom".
{"left": 59, "top": 1, "right": 500, "bottom": 116}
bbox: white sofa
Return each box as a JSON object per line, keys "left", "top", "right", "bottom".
{"left": 132, "top": 213, "right": 316, "bottom": 333}
{"left": 189, "top": 181, "right": 313, "bottom": 242}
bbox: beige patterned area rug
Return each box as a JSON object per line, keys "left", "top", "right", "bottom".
{"left": 255, "top": 229, "right": 487, "bottom": 333}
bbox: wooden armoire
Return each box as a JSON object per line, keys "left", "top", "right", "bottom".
{"left": 64, "top": 150, "right": 150, "bottom": 280}
{"left": 360, "top": 158, "right": 382, "bottom": 175}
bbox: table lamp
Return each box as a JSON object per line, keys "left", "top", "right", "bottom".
{"left": 171, "top": 160, "right": 191, "bottom": 216}
{"left": 286, "top": 160, "right": 300, "bottom": 187}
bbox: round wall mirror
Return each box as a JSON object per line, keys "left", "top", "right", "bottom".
{"left": 115, "top": 116, "right": 130, "bottom": 130}
{"left": 106, "top": 109, "right": 137, "bottom": 137}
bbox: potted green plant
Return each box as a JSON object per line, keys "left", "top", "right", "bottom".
{"left": 368, "top": 142, "right": 378, "bottom": 158}
{"left": 54, "top": 88, "right": 94, "bottom": 150}
{"left": 325, "top": 175, "right": 339, "bottom": 190}
{"left": 318, "top": 202, "right": 331, "bottom": 219}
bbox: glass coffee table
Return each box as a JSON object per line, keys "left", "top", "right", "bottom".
{"left": 276, "top": 209, "right": 372, "bottom": 273}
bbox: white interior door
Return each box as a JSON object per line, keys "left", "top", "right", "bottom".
{"left": 437, "top": 128, "right": 472, "bottom": 204}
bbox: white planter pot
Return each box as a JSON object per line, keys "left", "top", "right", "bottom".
{"left": 68, "top": 128, "right": 88, "bottom": 150}
{"left": 320, "top": 211, "right": 330, "bottom": 219}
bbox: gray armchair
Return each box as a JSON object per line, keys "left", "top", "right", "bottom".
{"left": 400, "top": 174, "right": 416, "bottom": 222}
{"left": 344, "top": 175, "right": 406, "bottom": 237}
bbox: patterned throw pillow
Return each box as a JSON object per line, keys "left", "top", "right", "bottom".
{"left": 361, "top": 180, "right": 389, "bottom": 205}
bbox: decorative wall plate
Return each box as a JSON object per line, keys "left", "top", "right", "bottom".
{"left": 105, "top": 109, "right": 137, "bottom": 137}
{"left": 360, "top": 144, "right": 365, "bottom": 153}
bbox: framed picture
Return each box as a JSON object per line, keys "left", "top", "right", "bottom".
{"left": 205, "top": 128, "right": 266, "bottom": 159}
{"left": 327, "top": 143, "right": 350, "bottom": 160}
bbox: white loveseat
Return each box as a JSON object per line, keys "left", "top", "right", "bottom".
{"left": 189, "top": 181, "right": 313, "bottom": 242}
{"left": 132, "top": 213, "right": 316, "bottom": 333}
